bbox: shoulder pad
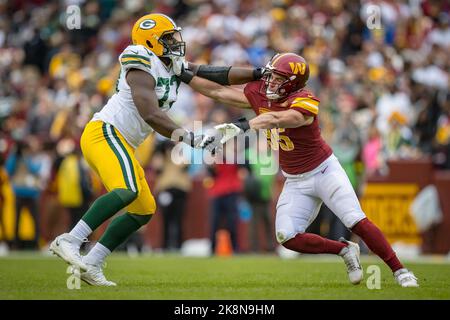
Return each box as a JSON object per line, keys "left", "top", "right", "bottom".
{"left": 119, "top": 45, "right": 153, "bottom": 72}
{"left": 289, "top": 90, "right": 320, "bottom": 115}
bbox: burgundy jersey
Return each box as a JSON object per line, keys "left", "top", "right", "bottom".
{"left": 243, "top": 80, "right": 332, "bottom": 174}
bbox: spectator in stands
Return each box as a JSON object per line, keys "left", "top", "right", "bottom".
{"left": 433, "top": 92, "right": 450, "bottom": 169}
{"left": 56, "top": 142, "right": 93, "bottom": 231}
{"left": 153, "top": 140, "right": 192, "bottom": 251}
{"left": 244, "top": 137, "right": 275, "bottom": 253}
{"left": 363, "top": 124, "right": 384, "bottom": 177}
{"left": 385, "top": 111, "right": 417, "bottom": 159}
{"left": 0, "top": 164, "right": 10, "bottom": 256}
{"left": 207, "top": 161, "right": 243, "bottom": 255}
{"left": 5, "top": 137, "right": 44, "bottom": 249}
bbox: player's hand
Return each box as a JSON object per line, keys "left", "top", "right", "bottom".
{"left": 171, "top": 56, "right": 188, "bottom": 76}
{"left": 214, "top": 123, "right": 242, "bottom": 144}
{"left": 179, "top": 131, "right": 204, "bottom": 148}
{"left": 253, "top": 66, "right": 266, "bottom": 80}
{"left": 199, "top": 134, "right": 222, "bottom": 155}
{"left": 179, "top": 131, "right": 220, "bottom": 155}
{"left": 175, "top": 58, "right": 195, "bottom": 83}
{"left": 214, "top": 117, "right": 250, "bottom": 144}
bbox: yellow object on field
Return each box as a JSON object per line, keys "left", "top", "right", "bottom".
{"left": 0, "top": 168, "right": 35, "bottom": 241}
{"left": 57, "top": 154, "right": 83, "bottom": 208}
{"left": 360, "top": 183, "right": 421, "bottom": 245}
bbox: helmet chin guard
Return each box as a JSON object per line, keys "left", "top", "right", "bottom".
{"left": 265, "top": 90, "right": 281, "bottom": 100}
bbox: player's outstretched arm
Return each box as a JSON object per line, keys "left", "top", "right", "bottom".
{"left": 248, "top": 109, "right": 314, "bottom": 129}
{"left": 126, "top": 69, "right": 210, "bottom": 149}
{"left": 127, "top": 69, "right": 183, "bottom": 138}
{"left": 186, "top": 75, "right": 252, "bottom": 109}
{"left": 214, "top": 110, "right": 313, "bottom": 144}
{"left": 187, "top": 62, "right": 264, "bottom": 85}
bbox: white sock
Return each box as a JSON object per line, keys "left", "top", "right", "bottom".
{"left": 84, "top": 242, "right": 111, "bottom": 266}
{"left": 69, "top": 220, "right": 92, "bottom": 241}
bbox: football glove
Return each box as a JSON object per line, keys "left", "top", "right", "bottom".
{"left": 171, "top": 56, "right": 188, "bottom": 76}
{"left": 180, "top": 131, "right": 220, "bottom": 155}
{"left": 176, "top": 59, "right": 196, "bottom": 84}
{"left": 179, "top": 131, "right": 204, "bottom": 148}
{"left": 253, "top": 67, "right": 266, "bottom": 80}
{"left": 200, "top": 134, "right": 222, "bottom": 155}
{"left": 214, "top": 117, "right": 250, "bottom": 144}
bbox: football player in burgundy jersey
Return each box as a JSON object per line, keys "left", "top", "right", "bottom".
{"left": 178, "top": 53, "right": 418, "bottom": 287}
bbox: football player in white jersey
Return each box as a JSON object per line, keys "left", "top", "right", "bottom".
{"left": 49, "top": 13, "right": 213, "bottom": 286}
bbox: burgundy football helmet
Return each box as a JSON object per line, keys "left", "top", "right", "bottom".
{"left": 262, "top": 53, "right": 310, "bottom": 100}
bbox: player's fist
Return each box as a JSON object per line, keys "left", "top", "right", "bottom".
{"left": 179, "top": 131, "right": 203, "bottom": 148}
{"left": 214, "top": 123, "right": 243, "bottom": 144}
{"left": 199, "top": 134, "right": 221, "bottom": 155}
{"left": 214, "top": 117, "right": 250, "bottom": 144}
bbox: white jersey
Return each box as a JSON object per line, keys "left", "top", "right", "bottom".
{"left": 92, "top": 44, "right": 180, "bottom": 148}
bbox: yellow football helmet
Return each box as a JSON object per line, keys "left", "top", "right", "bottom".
{"left": 131, "top": 13, "right": 185, "bottom": 57}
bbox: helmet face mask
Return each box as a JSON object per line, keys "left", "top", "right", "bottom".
{"left": 263, "top": 69, "right": 290, "bottom": 100}
{"left": 159, "top": 30, "right": 186, "bottom": 57}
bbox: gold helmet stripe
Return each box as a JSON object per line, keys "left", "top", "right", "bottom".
{"left": 271, "top": 53, "right": 298, "bottom": 67}
{"left": 270, "top": 53, "right": 289, "bottom": 67}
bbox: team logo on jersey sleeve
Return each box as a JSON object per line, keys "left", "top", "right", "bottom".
{"left": 139, "top": 19, "right": 156, "bottom": 30}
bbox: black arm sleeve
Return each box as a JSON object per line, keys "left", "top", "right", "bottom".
{"left": 196, "top": 65, "right": 232, "bottom": 85}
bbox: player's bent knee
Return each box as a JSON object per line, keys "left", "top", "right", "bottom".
{"left": 275, "top": 214, "right": 300, "bottom": 244}
{"left": 112, "top": 188, "right": 138, "bottom": 205}
{"left": 127, "top": 213, "right": 152, "bottom": 227}
{"left": 276, "top": 229, "right": 296, "bottom": 244}
{"left": 349, "top": 215, "right": 368, "bottom": 229}
{"left": 342, "top": 210, "right": 366, "bottom": 229}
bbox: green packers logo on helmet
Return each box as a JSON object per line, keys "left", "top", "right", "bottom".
{"left": 139, "top": 19, "right": 156, "bottom": 30}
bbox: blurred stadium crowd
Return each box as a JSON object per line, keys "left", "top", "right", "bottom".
{"left": 0, "top": 0, "right": 448, "bottom": 254}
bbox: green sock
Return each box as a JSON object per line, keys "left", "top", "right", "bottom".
{"left": 99, "top": 213, "right": 152, "bottom": 251}
{"left": 81, "top": 188, "right": 137, "bottom": 231}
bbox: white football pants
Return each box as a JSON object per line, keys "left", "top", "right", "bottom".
{"left": 275, "top": 154, "right": 366, "bottom": 244}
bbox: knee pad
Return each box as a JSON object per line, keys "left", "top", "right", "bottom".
{"left": 275, "top": 214, "right": 298, "bottom": 244}
{"left": 276, "top": 229, "right": 295, "bottom": 244}
{"left": 127, "top": 213, "right": 152, "bottom": 227}
{"left": 112, "top": 188, "right": 138, "bottom": 206}
{"left": 276, "top": 230, "right": 287, "bottom": 244}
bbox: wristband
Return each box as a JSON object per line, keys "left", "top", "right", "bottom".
{"left": 233, "top": 117, "right": 250, "bottom": 132}
{"left": 179, "top": 69, "right": 195, "bottom": 84}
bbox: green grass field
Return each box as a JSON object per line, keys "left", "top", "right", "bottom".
{"left": 1, "top": 253, "right": 449, "bottom": 300}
